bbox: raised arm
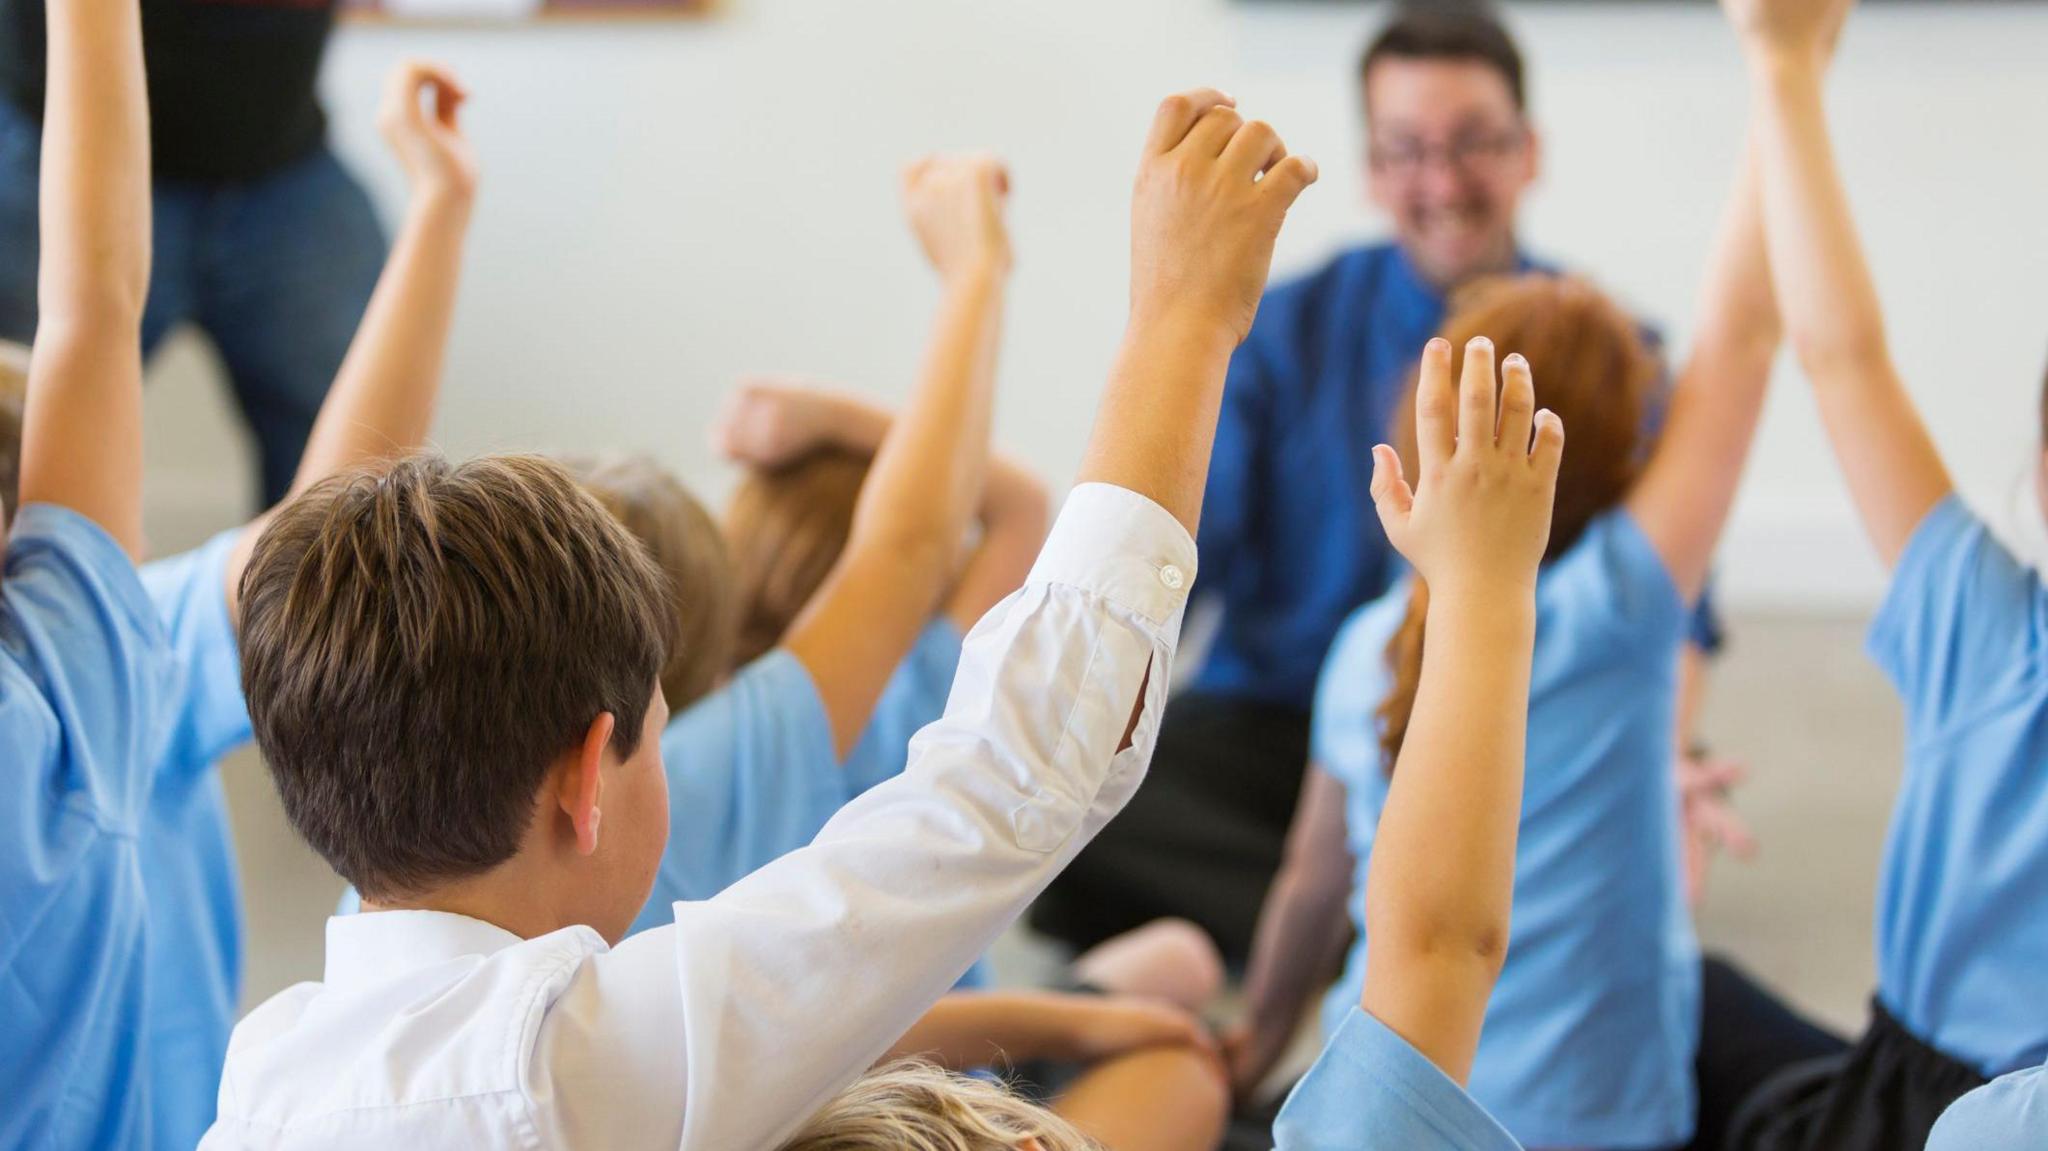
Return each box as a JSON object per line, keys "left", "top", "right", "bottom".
{"left": 224, "top": 62, "right": 478, "bottom": 616}
{"left": 781, "top": 158, "right": 1010, "bottom": 757}
{"left": 882, "top": 991, "right": 1206, "bottom": 1073}
{"left": 714, "top": 381, "right": 1051, "bottom": 634}
{"left": 1623, "top": 136, "right": 1782, "bottom": 604}
{"left": 1359, "top": 339, "right": 1561, "bottom": 1082}
{"left": 1075, "top": 90, "right": 1317, "bottom": 534}
{"left": 1727, "top": 0, "right": 1949, "bottom": 567}
{"left": 17, "top": 0, "right": 151, "bottom": 556}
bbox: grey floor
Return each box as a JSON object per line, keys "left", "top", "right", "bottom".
{"left": 218, "top": 610, "right": 1899, "bottom": 1040}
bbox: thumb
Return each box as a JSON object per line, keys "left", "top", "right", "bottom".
{"left": 1369, "top": 444, "right": 1413, "bottom": 536}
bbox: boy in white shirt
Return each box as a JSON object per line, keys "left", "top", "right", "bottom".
{"left": 202, "top": 88, "right": 1317, "bottom": 1150}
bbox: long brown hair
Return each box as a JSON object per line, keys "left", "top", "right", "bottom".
{"left": 1376, "top": 276, "right": 1659, "bottom": 770}
{"left": 724, "top": 447, "right": 871, "bottom": 668}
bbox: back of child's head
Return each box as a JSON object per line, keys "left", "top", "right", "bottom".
{"left": 1378, "top": 274, "right": 1659, "bottom": 766}
{"left": 0, "top": 339, "right": 28, "bottom": 528}
{"left": 563, "top": 454, "right": 737, "bottom": 711}
{"left": 779, "top": 1062, "right": 1100, "bottom": 1151}
{"left": 237, "top": 452, "right": 676, "bottom": 902}
{"left": 724, "top": 447, "right": 871, "bottom": 668}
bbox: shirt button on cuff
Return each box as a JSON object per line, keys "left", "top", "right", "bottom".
{"left": 1159, "top": 564, "right": 1186, "bottom": 590}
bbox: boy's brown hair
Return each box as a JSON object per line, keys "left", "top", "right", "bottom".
{"left": 238, "top": 452, "right": 675, "bottom": 901}
{"left": 724, "top": 447, "right": 871, "bottom": 668}
{"left": 0, "top": 340, "right": 28, "bottom": 526}
{"left": 564, "top": 454, "right": 737, "bottom": 711}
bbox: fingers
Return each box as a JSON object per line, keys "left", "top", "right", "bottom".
{"left": 1457, "top": 336, "right": 1498, "bottom": 452}
{"left": 1220, "top": 118, "right": 1283, "bottom": 176}
{"left": 1144, "top": 88, "right": 1237, "bottom": 155}
{"left": 1369, "top": 444, "right": 1414, "bottom": 534}
{"left": 1181, "top": 105, "right": 1245, "bottom": 158}
{"left": 1529, "top": 408, "right": 1565, "bottom": 481}
{"left": 1496, "top": 353, "right": 1536, "bottom": 453}
{"left": 1259, "top": 153, "right": 1320, "bottom": 208}
{"left": 1413, "top": 338, "right": 1456, "bottom": 478}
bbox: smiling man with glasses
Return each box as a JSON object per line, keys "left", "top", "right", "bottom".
{"left": 1033, "top": 0, "right": 1727, "bottom": 976}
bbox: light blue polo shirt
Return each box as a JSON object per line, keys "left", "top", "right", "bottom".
{"left": 139, "top": 528, "right": 253, "bottom": 1151}
{"left": 1866, "top": 495, "right": 2048, "bottom": 1076}
{"left": 1926, "top": 1062, "right": 2047, "bottom": 1150}
{"left": 1313, "top": 510, "right": 1697, "bottom": 1150}
{"left": 0, "top": 505, "right": 176, "bottom": 1151}
{"left": 1275, "top": 1007, "right": 1523, "bottom": 1150}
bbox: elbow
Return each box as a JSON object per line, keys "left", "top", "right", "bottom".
{"left": 1370, "top": 910, "right": 1512, "bottom": 976}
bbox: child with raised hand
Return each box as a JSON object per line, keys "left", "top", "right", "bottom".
{"left": 201, "top": 85, "right": 1315, "bottom": 1151}
{"left": 622, "top": 152, "right": 1017, "bottom": 939}
{"left": 782, "top": 336, "right": 1561, "bottom": 1151}
{"left": 0, "top": 0, "right": 171, "bottom": 1144}
{"left": 0, "top": 58, "right": 477, "bottom": 1149}
{"left": 1229, "top": 31, "right": 1791, "bottom": 1147}
{"left": 1705, "top": 0, "right": 2048, "bottom": 1146}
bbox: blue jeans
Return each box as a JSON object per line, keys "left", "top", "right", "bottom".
{"left": 0, "top": 96, "right": 386, "bottom": 507}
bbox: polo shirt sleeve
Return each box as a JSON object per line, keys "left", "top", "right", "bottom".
{"left": 1926, "top": 1065, "right": 2048, "bottom": 1151}
{"left": 628, "top": 649, "right": 840, "bottom": 932}
{"left": 0, "top": 504, "right": 172, "bottom": 828}
{"left": 1274, "top": 1007, "right": 1524, "bottom": 1150}
{"left": 1867, "top": 495, "right": 2043, "bottom": 739}
{"left": 140, "top": 528, "right": 253, "bottom": 778}
{"left": 1553, "top": 510, "right": 1688, "bottom": 660}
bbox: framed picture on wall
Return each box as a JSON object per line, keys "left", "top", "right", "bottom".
{"left": 346, "top": 0, "right": 712, "bottom": 22}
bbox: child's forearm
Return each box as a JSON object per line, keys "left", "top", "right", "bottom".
{"left": 883, "top": 992, "right": 1085, "bottom": 1070}
{"left": 286, "top": 191, "right": 473, "bottom": 502}
{"left": 1362, "top": 588, "right": 1534, "bottom": 1084}
{"left": 1751, "top": 48, "right": 1951, "bottom": 565}
{"left": 17, "top": 0, "right": 152, "bottom": 555}
{"left": 843, "top": 270, "right": 1004, "bottom": 576}
{"left": 1075, "top": 319, "right": 1239, "bottom": 538}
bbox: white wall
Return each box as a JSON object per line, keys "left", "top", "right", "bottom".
{"left": 143, "top": 0, "right": 2048, "bottom": 608}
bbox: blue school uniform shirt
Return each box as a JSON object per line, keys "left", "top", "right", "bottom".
{"left": 0, "top": 505, "right": 176, "bottom": 1151}
{"left": 1274, "top": 1007, "right": 1522, "bottom": 1150}
{"left": 138, "top": 528, "right": 253, "bottom": 1151}
{"left": 627, "top": 622, "right": 991, "bottom": 987}
{"left": 1926, "top": 1062, "right": 2048, "bottom": 1151}
{"left": 1313, "top": 510, "right": 1698, "bottom": 1149}
{"left": 1865, "top": 495, "right": 2048, "bottom": 1076}
{"left": 1194, "top": 241, "right": 1713, "bottom": 711}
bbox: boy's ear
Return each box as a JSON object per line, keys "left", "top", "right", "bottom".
{"left": 557, "top": 713, "right": 615, "bottom": 856}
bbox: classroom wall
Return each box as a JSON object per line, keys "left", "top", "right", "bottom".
{"left": 142, "top": 0, "right": 2048, "bottom": 609}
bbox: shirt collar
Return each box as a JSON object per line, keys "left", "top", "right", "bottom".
{"left": 323, "top": 909, "right": 528, "bottom": 991}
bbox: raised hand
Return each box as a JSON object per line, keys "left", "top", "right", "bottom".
{"left": 1721, "top": 0, "right": 1855, "bottom": 62}
{"left": 378, "top": 61, "right": 477, "bottom": 203}
{"left": 901, "top": 153, "right": 1012, "bottom": 284}
{"left": 711, "top": 377, "right": 843, "bottom": 468}
{"left": 1370, "top": 337, "right": 1564, "bottom": 600}
{"left": 1129, "top": 89, "right": 1319, "bottom": 350}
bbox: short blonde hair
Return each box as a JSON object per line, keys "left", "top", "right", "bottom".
{"left": 723, "top": 447, "right": 870, "bottom": 668}
{"left": 779, "top": 1062, "right": 1101, "bottom": 1151}
{"left": 563, "top": 454, "right": 737, "bottom": 711}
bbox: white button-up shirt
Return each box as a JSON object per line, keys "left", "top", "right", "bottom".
{"left": 201, "top": 483, "right": 1195, "bottom": 1151}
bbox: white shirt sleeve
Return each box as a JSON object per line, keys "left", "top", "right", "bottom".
{"left": 529, "top": 483, "right": 1197, "bottom": 1151}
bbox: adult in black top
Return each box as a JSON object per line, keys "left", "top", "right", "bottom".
{"left": 0, "top": 0, "right": 386, "bottom": 504}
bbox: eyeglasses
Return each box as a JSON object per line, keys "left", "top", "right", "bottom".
{"left": 1369, "top": 126, "right": 1528, "bottom": 179}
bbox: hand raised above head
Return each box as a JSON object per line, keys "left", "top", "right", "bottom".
{"left": 709, "top": 376, "right": 840, "bottom": 468}
{"left": 1370, "top": 337, "right": 1564, "bottom": 600}
{"left": 901, "top": 152, "right": 1012, "bottom": 284}
{"left": 1720, "top": 0, "right": 1855, "bottom": 63}
{"left": 1128, "top": 88, "right": 1319, "bottom": 351}
{"left": 378, "top": 60, "right": 477, "bottom": 203}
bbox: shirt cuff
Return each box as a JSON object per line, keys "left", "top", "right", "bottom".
{"left": 1277, "top": 1007, "right": 1523, "bottom": 1151}
{"left": 1029, "top": 483, "right": 1197, "bottom": 630}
